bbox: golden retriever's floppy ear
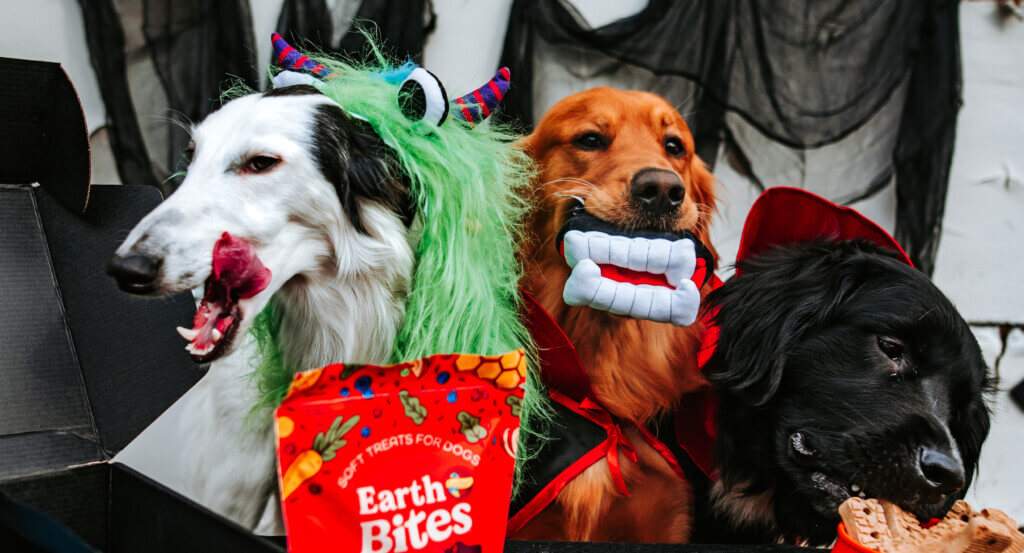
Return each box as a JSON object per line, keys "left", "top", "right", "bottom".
{"left": 518, "top": 127, "right": 545, "bottom": 163}
{"left": 689, "top": 155, "right": 719, "bottom": 264}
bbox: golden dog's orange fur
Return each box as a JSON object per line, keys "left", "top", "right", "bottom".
{"left": 513, "top": 88, "right": 718, "bottom": 542}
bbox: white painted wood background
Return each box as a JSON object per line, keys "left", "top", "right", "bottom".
{"left": 2, "top": 0, "right": 1021, "bottom": 531}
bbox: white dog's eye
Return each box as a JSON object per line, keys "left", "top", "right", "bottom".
{"left": 398, "top": 67, "right": 449, "bottom": 126}
{"left": 243, "top": 155, "right": 280, "bottom": 174}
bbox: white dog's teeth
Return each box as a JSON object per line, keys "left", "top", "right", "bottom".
{"left": 212, "top": 328, "right": 222, "bottom": 341}
{"left": 177, "top": 326, "right": 199, "bottom": 341}
{"left": 185, "top": 341, "right": 214, "bottom": 356}
{"left": 646, "top": 238, "right": 672, "bottom": 274}
{"left": 669, "top": 280, "right": 701, "bottom": 327}
{"left": 664, "top": 238, "right": 697, "bottom": 288}
{"left": 626, "top": 237, "right": 649, "bottom": 272}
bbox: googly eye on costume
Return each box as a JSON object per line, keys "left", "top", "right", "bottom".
{"left": 398, "top": 67, "right": 449, "bottom": 125}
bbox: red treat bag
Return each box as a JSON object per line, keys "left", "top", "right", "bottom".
{"left": 275, "top": 351, "right": 527, "bottom": 553}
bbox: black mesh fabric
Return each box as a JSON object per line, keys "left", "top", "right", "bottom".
{"left": 77, "top": 0, "right": 259, "bottom": 197}
{"left": 77, "top": 0, "right": 433, "bottom": 197}
{"left": 497, "top": 0, "right": 961, "bottom": 274}
{"left": 274, "top": 0, "right": 436, "bottom": 67}
{"left": 140, "top": 0, "right": 259, "bottom": 188}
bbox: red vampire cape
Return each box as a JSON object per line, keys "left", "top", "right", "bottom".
{"left": 507, "top": 255, "right": 717, "bottom": 533}
{"left": 508, "top": 187, "right": 913, "bottom": 535}
{"left": 507, "top": 291, "right": 706, "bottom": 534}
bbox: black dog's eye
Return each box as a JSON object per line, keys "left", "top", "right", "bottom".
{"left": 877, "top": 337, "right": 904, "bottom": 364}
{"left": 184, "top": 141, "right": 195, "bottom": 163}
{"left": 665, "top": 136, "right": 685, "bottom": 157}
{"left": 243, "top": 155, "right": 280, "bottom": 174}
{"left": 572, "top": 132, "right": 607, "bottom": 151}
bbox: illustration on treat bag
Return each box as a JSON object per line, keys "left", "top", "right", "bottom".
{"left": 280, "top": 414, "right": 360, "bottom": 499}
{"left": 276, "top": 352, "right": 524, "bottom": 553}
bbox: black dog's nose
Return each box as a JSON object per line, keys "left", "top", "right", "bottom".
{"left": 107, "top": 254, "right": 161, "bottom": 293}
{"left": 917, "top": 447, "right": 965, "bottom": 496}
{"left": 630, "top": 168, "right": 685, "bottom": 215}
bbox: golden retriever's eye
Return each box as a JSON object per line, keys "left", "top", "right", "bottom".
{"left": 243, "top": 155, "right": 280, "bottom": 174}
{"left": 572, "top": 132, "right": 607, "bottom": 151}
{"left": 665, "top": 136, "right": 685, "bottom": 157}
{"left": 877, "top": 337, "right": 904, "bottom": 363}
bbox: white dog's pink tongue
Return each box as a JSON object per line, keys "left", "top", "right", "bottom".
{"left": 177, "top": 233, "right": 272, "bottom": 356}
{"left": 210, "top": 232, "right": 272, "bottom": 299}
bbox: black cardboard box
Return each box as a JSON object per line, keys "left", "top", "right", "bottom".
{"left": 0, "top": 57, "right": 802, "bottom": 553}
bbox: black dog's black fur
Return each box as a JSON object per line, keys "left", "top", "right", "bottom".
{"left": 263, "top": 85, "right": 412, "bottom": 233}
{"left": 701, "top": 240, "right": 991, "bottom": 545}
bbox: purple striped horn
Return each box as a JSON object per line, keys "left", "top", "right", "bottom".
{"left": 271, "top": 33, "right": 335, "bottom": 88}
{"left": 451, "top": 67, "right": 510, "bottom": 126}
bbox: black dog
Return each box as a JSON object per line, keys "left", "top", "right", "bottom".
{"left": 701, "top": 239, "right": 991, "bottom": 545}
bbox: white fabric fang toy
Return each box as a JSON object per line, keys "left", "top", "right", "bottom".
{"left": 556, "top": 201, "right": 714, "bottom": 327}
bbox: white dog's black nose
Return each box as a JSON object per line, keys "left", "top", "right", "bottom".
{"left": 916, "top": 447, "right": 965, "bottom": 497}
{"left": 107, "top": 254, "right": 161, "bottom": 293}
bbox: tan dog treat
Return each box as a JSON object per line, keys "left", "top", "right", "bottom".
{"left": 904, "top": 505, "right": 971, "bottom": 550}
{"left": 841, "top": 498, "right": 1024, "bottom": 553}
{"left": 840, "top": 498, "right": 896, "bottom": 552}
{"left": 950, "top": 514, "right": 1017, "bottom": 553}
{"left": 951, "top": 500, "right": 977, "bottom": 520}
{"left": 881, "top": 499, "right": 922, "bottom": 540}
{"left": 977, "top": 509, "right": 1024, "bottom": 553}
{"left": 974, "top": 509, "right": 1024, "bottom": 553}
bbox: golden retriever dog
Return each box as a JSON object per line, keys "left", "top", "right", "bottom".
{"left": 512, "top": 87, "right": 718, "bottom": 542}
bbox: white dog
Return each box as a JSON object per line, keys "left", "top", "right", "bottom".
{"left": 108, "top": 85, "right": 415, "bottom": 532}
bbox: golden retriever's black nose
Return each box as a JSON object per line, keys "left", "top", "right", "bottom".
{"left": 917, "top": 447, "right": 965, "bottom": 496}
{"left": 631, "top": 168, "right": 685, "bottom": 215}
{"left": 107, "top": 254, "right": 161, "bottom": 293}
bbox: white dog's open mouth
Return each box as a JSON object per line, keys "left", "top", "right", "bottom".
{"left": 177, "top": 232, "right": 271, "bottom": 362}
{"left": 556, "top": 201, "right": 713, "bottom": 327}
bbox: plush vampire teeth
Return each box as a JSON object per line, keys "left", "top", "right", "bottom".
{"left": 561, "top": 230, "right": 702, "bottom": 327}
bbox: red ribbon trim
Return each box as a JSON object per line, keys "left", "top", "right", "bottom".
{"left": 574, "top": 396, "right": 638, "bottom": 496}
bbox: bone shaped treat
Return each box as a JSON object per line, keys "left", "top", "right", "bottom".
{"left": 839, "top": 498, "right": 1024, "bottom": 553}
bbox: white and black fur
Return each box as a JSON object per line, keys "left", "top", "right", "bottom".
{"left": 109, "top": 85, "right": 415, "bottom": 531}
{"left": 695, "top": 240, "right": 992, "bottom": 546}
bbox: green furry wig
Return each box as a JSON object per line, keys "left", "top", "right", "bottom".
{"left": 243, "top": 34, "right": 548, "bottom": 452}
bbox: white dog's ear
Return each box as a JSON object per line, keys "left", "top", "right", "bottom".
{"left": 310, "top": 103, "right": 409, "bottom": 233}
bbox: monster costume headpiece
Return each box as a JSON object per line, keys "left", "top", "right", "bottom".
{"left": 250, "top": 35, "right": 536, "bottom": 421}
